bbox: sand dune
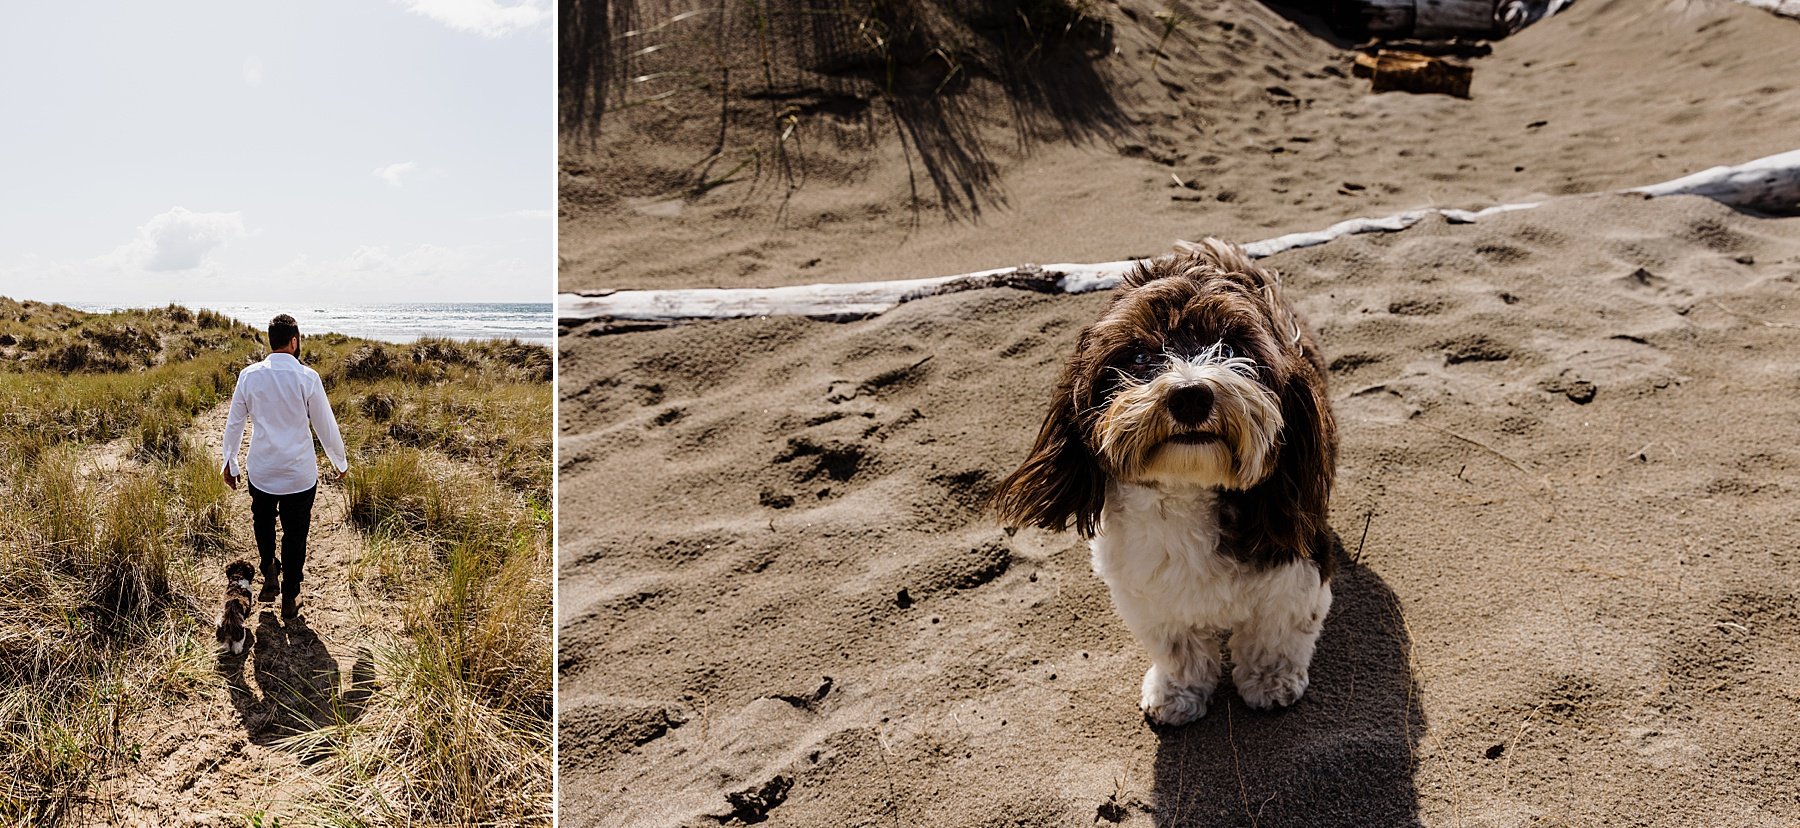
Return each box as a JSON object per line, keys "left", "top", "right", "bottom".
{"left": 559, "top": 0, "right": 1800, "bottom": 823}
{"left": 561, "top": 0, "right": 1800, "bottom": 294}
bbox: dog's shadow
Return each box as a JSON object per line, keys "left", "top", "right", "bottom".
{"left": 1149, "top": 557, "right": 1425, "bottom": 828}
{"left": 218, "top": 612, "right": 376, "bottom": 754}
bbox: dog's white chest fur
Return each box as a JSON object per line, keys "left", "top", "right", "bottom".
{"left": 1089, "top": 481, "right": 1330, "bottom": 724}
{"left": 1092, "top": 483, "right": 1257, "bottom": 632}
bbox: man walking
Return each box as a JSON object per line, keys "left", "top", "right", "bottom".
{"left": 220, "top": 314, "right": 348, "bottom": 620}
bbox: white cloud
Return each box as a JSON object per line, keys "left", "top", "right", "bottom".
{"left": 343, "top": 244, "right": 471, "bottom": 277}
{"left": 262, "top": 243, "right": 534, "bottom": 301}
{"left": 392, "top": 0, "right": 550, "bottom": 38}
{"left": 109, "top": 207, "right": 246, "bottom": 272}
{"left": 373, "top": 161, "right": 418, "bottom": 187}
{"left": 243, "top": 56, "right": 264, "bottom": 87}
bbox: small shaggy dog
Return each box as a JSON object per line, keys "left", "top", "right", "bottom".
{"left": 217, "top": 559, "right": 256, "bottom": 655}
{"left": 995, "top": 239, "right": 1337, "bottom": 726}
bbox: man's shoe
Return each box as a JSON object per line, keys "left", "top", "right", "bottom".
{"left": 281, "top": 596, "right": 301, "bottom": 620}
{"left": 258, "top": 580, "right": 280, "bottom": 603}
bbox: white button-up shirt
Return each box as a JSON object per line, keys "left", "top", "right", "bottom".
{"left": 220, "top": 352, "right": 349, "bottom": 496}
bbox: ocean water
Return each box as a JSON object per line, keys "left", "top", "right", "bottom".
{"left": 76, "top": 302, "right": 554, "bottom": 346}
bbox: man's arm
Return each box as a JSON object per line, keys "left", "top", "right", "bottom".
{"left": 220, "top": 374, "right": 250, "bottom": 488}
{"left": 306, "top": 373, "right": 349, "bottom": 477}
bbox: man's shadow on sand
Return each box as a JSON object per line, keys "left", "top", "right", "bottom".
{"left": 1148, "top": 547, "right": 1425, "bottom": 828}
{"left": 218, "top": 613, "right": 376, "bottom": 756}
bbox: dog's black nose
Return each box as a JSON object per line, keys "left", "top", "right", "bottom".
{"left": 1167, "top": 384, "right": 1214, "bottom": 425}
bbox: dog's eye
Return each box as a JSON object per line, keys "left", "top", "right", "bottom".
{"left": 1217, "top": 342, "right": 1237, "bottom": 360}
{"left": 1132, "top": 350, "right": 1156, "bottom": 366}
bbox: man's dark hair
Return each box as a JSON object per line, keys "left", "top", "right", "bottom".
{"left": 269, "top": 314, "right": 300, "bottom": 350}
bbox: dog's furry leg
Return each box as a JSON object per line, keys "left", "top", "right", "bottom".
{"left": 1139, "top": 626, "right": 1222, "bottom": 725}
{"left": 1228, "top": 563, "right": 1331, "bottom": 709}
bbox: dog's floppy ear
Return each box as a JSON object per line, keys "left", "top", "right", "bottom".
{"left": 1223, "top": 365, "right": 1336, "bottom": 577}
{"left": 993, "top": 370, "right": 1107, "bottom": 538}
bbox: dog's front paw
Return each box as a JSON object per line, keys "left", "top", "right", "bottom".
{"left": 1140, "top": 665, "right": 1212, "bottom": 725}
{"left": 1232, "top": 662, "right": 1309, "bottom": 710}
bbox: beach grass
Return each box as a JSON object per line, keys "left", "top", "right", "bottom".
{"left": 0, "top": 299, "right": 552, "bottom": 826}
{"left": 0, "top": 299, "right": 260, "bottom": 463}
{"left": 301, "top": 340, "right": 554, "bottom": 826}
{"left": 0, "top": 445, "right": 228, "bottom": 825}
{"left": 0, "top": 300, "right": 262, "bottom": 823}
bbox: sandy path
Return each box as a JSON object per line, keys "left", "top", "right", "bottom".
{"left": 86, "top": 403, "right": 400, "bottom": 827}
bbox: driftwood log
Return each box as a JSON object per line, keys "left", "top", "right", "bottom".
{"left": 1332, "top": 0, "right": 1572, "bottom": 38}
{"left": 559, "top": 149, "right": 1800, "bottom": 332}
{"left": 1737, "top": 0, "right": 1800, "bottom": 19}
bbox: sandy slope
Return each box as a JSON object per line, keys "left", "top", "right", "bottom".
{"left": 558, "top": 193, "right": 1800, "bottom": 826}
{"left": 561, "top": 0, "right": 1800, "bottom": 293}
{"left": 83, "top": 404, "right": 399, "bottom": 827}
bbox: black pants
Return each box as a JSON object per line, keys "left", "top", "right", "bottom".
{"left": 248, "top": 481, "right": 316, "bottom": 603}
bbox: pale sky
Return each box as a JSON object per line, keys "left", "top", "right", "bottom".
{"left": 0, "top": 1, "right": 553, "bottom": 305}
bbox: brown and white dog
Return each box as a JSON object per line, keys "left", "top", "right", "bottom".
{"left": 995, "top": 239, "right": 1337, "bottom": 725}
{"left": 217, "top": 559, "right": 256, "bottom": 655}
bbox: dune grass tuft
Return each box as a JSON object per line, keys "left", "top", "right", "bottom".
{"left": 2, "top": 299, "right": 552, "bottom": 826}
{"left": 304, "top": 340, "right": 553, "bottom": 826}
{"left": 0, "top": 446, "right": 225, "bottom": 826}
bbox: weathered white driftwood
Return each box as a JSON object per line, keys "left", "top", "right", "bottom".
{"left": 560, "top": 149, "right": 1800, "bottom": 331}
{"left": 1625, "top": 149, "right": 1800, "bottom": 210}
{"left": 1337, "top": 0, "right": 1574, "bottom": 38}
{"left": 1736, "top": 0, "right": 1800, "bottom": 20}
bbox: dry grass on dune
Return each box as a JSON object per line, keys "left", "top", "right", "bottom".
{"left": 0, "top": 445, "right": 237, "bottom": 825}
{"left": 1, "top": 301, "right": 263, "bottom": 824}
{"left": 320, "top": 335, "right": 555, "bottom": 504}
{"left": 294, "top": 336, "right": 555, "bottom": 827}
{"left": 0, "top": 299, "right": 262, "bottom": 465}
{"left": 0, "top": 301, "right": 553, "bottom": 827}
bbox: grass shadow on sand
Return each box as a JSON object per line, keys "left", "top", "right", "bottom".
{"left": 564, "top": 0, "right": 1131, "bottom": 220}
{"left": 219, "top": 614, "right": 375, "bottom": 752}
{"left": 877, "top": 10, "right": 1130, "bottom": 221}
{"left": 1150, "top": 557, "right": 1424, "bottom": 827}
